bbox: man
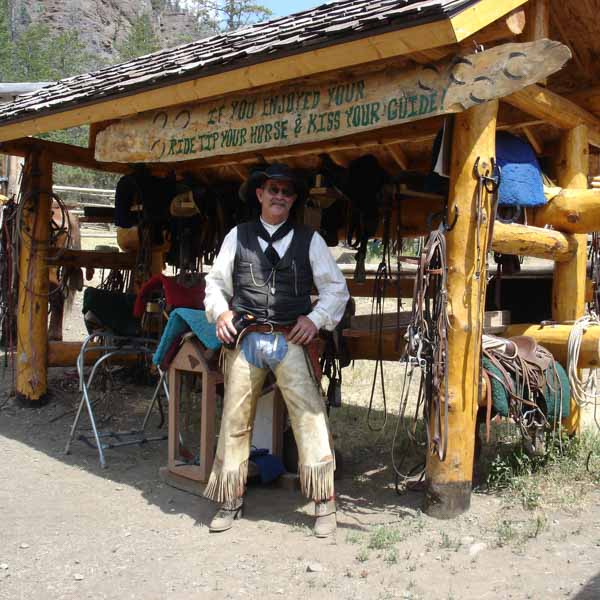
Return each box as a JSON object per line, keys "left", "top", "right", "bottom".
{"left": 204, "top": 163, "right": 349, "bottom": 537}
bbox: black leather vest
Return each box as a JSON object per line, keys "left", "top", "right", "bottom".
{"left": 231, "top": 221, "right": 314, "bottom": 325}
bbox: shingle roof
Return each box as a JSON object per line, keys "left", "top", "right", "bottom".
{"left": 0, "top": 0, "right": 477, "bottom": 126}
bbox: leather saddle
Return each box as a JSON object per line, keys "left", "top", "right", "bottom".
{"left": 481, "top": 334, "right": 555, "bottom": 441}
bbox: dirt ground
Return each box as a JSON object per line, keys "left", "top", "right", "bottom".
{"left": 2, "top": 236, "right": 600, "bottom": 599}
{"left": 1, "top": 360, "right": 600, "bottom": 600}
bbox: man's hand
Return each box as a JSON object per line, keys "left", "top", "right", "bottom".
{"left": 287, "top": 315, "right": 318, "bottom": 345}
{"left": 216, "top": 310, "right": 237, "bottom": 344}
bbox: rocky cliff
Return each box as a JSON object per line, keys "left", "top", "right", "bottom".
{"left": 13, "top": 0, "right": 200, "bottom": 64}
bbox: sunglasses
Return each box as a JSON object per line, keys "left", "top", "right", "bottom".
{"left": 263, "top": 184, "right": 296, "bottom": 198}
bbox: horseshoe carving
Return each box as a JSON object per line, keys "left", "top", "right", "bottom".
{"left": 418, "top": 64, "right": 440, "bottom": 92}
{"left": 469, "top": 75, "right": 494, "bottom": 104}
{"left": 175, "top": 109, "right": 191, "bottom": 129}
{"left": 449, "top": 57, "right": 473, "bottom": 86}
{"left": 150, "top": 140, "right": 166, "bottom": 159}
{"left": 503, "top": 51, "right": 527, "bottom": 80}
{"left": 153, "top": 111, "right": 168, "bottom": 128}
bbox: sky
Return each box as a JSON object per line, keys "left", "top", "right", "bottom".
{"left": 260, "top": 0, "right": 329, "bottom": 17}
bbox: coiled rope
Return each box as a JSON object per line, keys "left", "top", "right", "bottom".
{"left": 567, "top": 313, "right": 600, "bottom": 408}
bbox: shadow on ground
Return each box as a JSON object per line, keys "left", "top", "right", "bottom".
{"left": 573, "top": 572, "right": 600, "bottom": 599}
{"left": 0, "top": 364, "right": 425, "bottom": 533}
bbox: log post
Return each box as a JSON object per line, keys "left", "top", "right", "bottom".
{"left": 424, "top": 100, "right": 498, "bottom": 518}
{"left": 492, "top": 222, "right": 577, "bottom": 262}
{"left": 16, "top": 151, "right": 52, "bottom": 405}
{"left": 523, "top": 0, "right": 550, "bottom": 52}
{"left": 553, "top": 124, "right": 589, "bottom": 434}
{"left": 530, "top": 188, "right": 600, "bottom": 233}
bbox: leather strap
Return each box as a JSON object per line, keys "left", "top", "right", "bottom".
{"left": 243, "top": 324, "right": 294, "bottom": 335}
{"left": 483, "top": 369, "right": 493, "bottom": 443}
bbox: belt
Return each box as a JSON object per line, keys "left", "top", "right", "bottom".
{"left": 243, "top": 324, "right": 294, "bottom": 335}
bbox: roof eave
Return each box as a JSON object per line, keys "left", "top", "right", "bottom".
{"left": 0, "top": 0, "right": 527, "bottom": 144}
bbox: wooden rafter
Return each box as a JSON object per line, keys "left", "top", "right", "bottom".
{"left": 385, "top": 143, "right": 410, "bottom": 170}
{"left": 522, "top": 126, "right": 544, "bottom": 155}
{"left": 568, "top": 86, "right": 600, "bottom": 117}
{"left": 504, "top": 84, "right": 600, "bottom": 147}
{"left": 549, "top": 3, "right": 590, "bottom": 78}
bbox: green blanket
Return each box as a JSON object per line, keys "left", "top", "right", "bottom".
{"left": 483, "top": 358, "right": 570, "bottom": 419}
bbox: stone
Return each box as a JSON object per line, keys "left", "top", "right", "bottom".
{"left": 307, "top": 562, "right": 323, "bottom": 573}
{"left": 469, "top": 542, "right": 487, "bottom": 557}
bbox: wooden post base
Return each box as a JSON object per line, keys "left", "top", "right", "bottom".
{"left": 159, "top": 466, "right": 207, "bottom": 497}
{"left": 424, "top": 481, "right": 472, "bottom": 519}
{"left": 15, "top": 392, "right": 50, "bottom": 408}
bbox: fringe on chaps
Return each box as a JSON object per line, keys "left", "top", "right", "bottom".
{"left": 300, "top": 460, "right": 335, "bottom": 502}
{"left": 204, "top": 460, "right": 249, "bottom": 504}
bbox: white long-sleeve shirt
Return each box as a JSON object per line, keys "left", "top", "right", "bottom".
{"left": 205, "top": 219, "right": 349, "bottom": 331}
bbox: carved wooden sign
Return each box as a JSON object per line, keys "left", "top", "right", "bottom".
{"left": 95, "top": 39, "right": 571, "bottom": 164}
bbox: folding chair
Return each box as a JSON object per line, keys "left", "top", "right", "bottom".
{"left": 65, "top": 330, "right": 169, "bottom": 468}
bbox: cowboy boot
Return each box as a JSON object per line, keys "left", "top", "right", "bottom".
{"left": 209, "top": 498, "right": 244, "bottom": 533}
{"left": 314, "top": 498, "right": 336, "bottom": 538}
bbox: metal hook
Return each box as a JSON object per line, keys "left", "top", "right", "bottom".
{"left": 473, "top": 41, "right": 484, "bottom": 54}
{"left": 444, "top": 206, "right": 459, "bottom": 231}
{"left": 473, "top": 157, "right": 501, "bottom": 193}
{"left": 426, "top": 205, "right": 459, "bottom": 232}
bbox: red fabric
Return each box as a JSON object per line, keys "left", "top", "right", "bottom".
{"left": 133, "top": 274, "right": 205, "bottom": 317}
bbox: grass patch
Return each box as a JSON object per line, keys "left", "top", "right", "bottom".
{"left": 345, "top": 531, "right": 363, "bottom": 545}
{"left": 495, "top": 514, "right": 548, "bottom": 549}
{"left": 439, "top": 532, "right": 461, "bottom": 551}
{"left": 478, "top": 429, "right": 600, "bottom": 511}
{"left": 356, "top": 547, "right": 369, "bottom": 562}
{"left": 368, "top": 525, "right": 405, "bottom": 550}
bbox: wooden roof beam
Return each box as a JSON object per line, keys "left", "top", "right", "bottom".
{"left": 385, "top": 143, "right": 410, "bottom": 170}
{"left": 568, "top": 87, "right": 600, "bottom": 117}
{"left": 503, "top": 84, "right": 600, "bottom": 147}
{"left": 450, "top": 0, "right": 527, "bottom": 42}
{"left": 0, "top": 137, "right": 131, "bottom": 174}
{"left": 522, "top": 126, "right": 544, "bottom": 155}
{"left": 411, "top": 6, "right": 526, "bottom": 64}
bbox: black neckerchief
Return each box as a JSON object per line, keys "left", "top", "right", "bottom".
{"left": 254, "top": 219, "right": 294, "bottom": 266}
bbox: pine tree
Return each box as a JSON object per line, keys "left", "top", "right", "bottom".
{"left": 0, "top": 0, "right": 12, "bottom": 80}
{"left": 186, "top": 0, "right": 271, "bottom": 33}
{"left": 10, "top": 22, "right": 51, "bottom": 81}
{"left": 219, "top": 0, "right": 271, "bottom": 31}
{"left": 47, "top": 30, "right": 93, "bottom": 79}
{"left": 116, "top": 13, "right": 160, "bottom": 62}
